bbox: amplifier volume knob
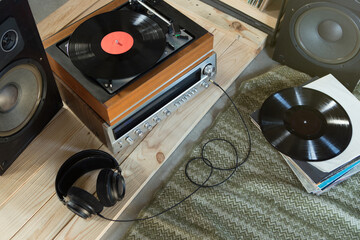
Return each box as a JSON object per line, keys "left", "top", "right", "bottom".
{"left": 153, "top": 116, "right": 161, "bottom": 123}
{"left": 203, "top": 64, "right": 216, "bottom": 77}
{"left": 125, "top": 136, "right": 134, "bottom": 145}
{"left": 144, "top": 122, "right": 153, "bottom": 130}
{"left": 135, "top": 129, "right": 143, "bottom": 136}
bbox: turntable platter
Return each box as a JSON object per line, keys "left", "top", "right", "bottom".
{"left": 68, "top": 10, "right": 166, "bottom": 80}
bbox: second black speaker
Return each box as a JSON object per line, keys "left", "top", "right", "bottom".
{"left": 273, "top": 0, "right": 360, "bottom": 91}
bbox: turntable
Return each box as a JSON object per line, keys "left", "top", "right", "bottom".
{"left": 46, "top": 0, "right": 216, "bottom": 156}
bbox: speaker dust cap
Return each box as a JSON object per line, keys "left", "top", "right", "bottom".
{"left": 0, "top": 61, "right": 43, "bottom": 137}
{"left": 290, "top": 2, "right": 360, "bottom": 65}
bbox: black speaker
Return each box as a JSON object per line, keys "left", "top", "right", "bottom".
{"left": 0, "top": 0, "right": 63, "bottom": 175}
{"left": 273, "top": 0, "right": 360, "bottom": 91}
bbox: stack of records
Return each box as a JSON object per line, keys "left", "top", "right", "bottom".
{"left": 252, "top": 74, "right": 360, "bottom": 194}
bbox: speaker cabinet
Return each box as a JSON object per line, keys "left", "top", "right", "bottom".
{"left": 273, "top": 0, "right": 360, "bottom": 91}
{"left": 0, "top": 0, "right": 63, "bottom": 175}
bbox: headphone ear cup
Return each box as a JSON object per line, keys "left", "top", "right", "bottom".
{"left": 96, "top": 169, "right": 117, "bottom": 207}
{"left": 97, "top": 168, "right": 125, "bottom": 207}
{"left": 67, "top": 187, "right": 103, "bottom": 218}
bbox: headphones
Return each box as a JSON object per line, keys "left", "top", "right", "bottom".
{"left": 55, "top": 149, "right": 125, "bottom": 219}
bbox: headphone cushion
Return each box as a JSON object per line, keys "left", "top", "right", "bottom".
{"left": 68, "top": 187, "right": 103, "bottom": 214}
{"left": 96, "top": 169, "right": 117, "bottom": 207}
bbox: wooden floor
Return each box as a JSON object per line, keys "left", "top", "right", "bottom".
{"left": 0, "top": 0, "right": 267, "bottom": 239}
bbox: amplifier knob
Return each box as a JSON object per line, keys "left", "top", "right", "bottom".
{"left": 125, "top": 136, "right": 134, "bottom": 145}
{"left": 201, "top": 81, "right": 209, "bottom": 88}
{"left": 153, "top": 116, "right": 161, "bottom": 123}
{"left": 135, "top": 129, "right": 143, "bottom": 136}
{"left": 203, "top": 64, "right": 215, "bottom": 77}
{"left": 144, "top": 122, "right": 153, "bottom": 130}
{"left": 163, "top": 109, "right": 171, "bottom": 116}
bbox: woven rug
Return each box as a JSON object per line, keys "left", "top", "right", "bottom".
{"left": 123, "top": 66, "right": 360, "bottom": 240}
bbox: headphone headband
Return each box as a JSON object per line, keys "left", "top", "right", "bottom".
{"left": 55, "top": 149, "right": 119, "bottom": 202}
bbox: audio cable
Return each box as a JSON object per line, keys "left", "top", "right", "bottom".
{"left": 98, "top": 79, "right": 252, "bottom": 222}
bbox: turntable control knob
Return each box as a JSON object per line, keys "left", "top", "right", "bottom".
{"left": 135, "top": 129, "right": 143, "bottom": 137}
{"left": 125, "top": 136, "right": 134, "bottom": 145}
{"left": 144, "top": 122, "right": 153, "bottom": 130}
{"left": 203, "top": 64, "right": 215, "bottom": 77}
{"left": 153, "top": 116, "right": 161, "bottom": 123}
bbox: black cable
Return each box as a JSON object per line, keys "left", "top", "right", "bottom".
{"left": 98, "top": 80, "right": 252, "bottom": 222}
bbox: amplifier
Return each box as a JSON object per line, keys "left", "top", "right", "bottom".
{"left": 56, "top": 52, "right": 216, "bottom": 157}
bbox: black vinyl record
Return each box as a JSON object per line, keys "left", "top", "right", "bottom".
{"left": 259, "top": 87, "right": 352, "bottom": 161}
{"left": 68, "top": 10, "right": 166, "bottom": 80}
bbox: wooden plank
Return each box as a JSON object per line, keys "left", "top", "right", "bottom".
{"left": 37, "top": 0, "right": 100, "bottom": 41}
{"left": 0, "top": 118, "right": 103, "bottom": 239}
{"left": 54, "top": 29, "right": 265, "bottom": 239}
{"left": 66, "top": 0, "right": 113, "bottom": 26}
{"left": 164, "top": 0, "right": 268, "bottom": 48}
{"left": 0, "top": 109, "right": 80, "bottom": 206}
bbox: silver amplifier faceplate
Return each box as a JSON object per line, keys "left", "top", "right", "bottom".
{"left": 103, "top": 52, "right": 217, "bottom": 154}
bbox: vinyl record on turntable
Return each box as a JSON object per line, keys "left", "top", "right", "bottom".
{"left": 259, "top": 87, "right": 352, "bottom": 161}
{"left": 68, "top": 10, "right": 166, "bottom": 80}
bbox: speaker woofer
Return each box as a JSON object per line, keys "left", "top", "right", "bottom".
{"left": 290, "top": 2, "right": 360, "bottom": 65}
{"left": 0, "top": 61, "right": 43, "bottom": 137}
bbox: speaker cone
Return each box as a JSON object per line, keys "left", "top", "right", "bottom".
{"left": 0, "top": 62, "right": 43, "bottom": 137}
{"left": 290, "top": 3, "right": 360, "bottom": 65}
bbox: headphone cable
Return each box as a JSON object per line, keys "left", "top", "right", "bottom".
{"left": 98, "top": 79, "right": 252, "bottom": 222}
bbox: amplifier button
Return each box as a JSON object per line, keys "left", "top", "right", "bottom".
{"left": 135, "top": 129, "right": 143, "bottom": 137}
{"left": 201, "top": 81, "right": 209, "bottom": 88}
{"left": 153, "top": 116, "right": 161, "bottom": 123}
{"left": 125, "top": 136, "right": 134, "bottom": 145}
{"left": 163, "top": 109, "right": 171, "bottom": 116}
{"left": 144, "top": 122, "right": 153, "bottom": 130}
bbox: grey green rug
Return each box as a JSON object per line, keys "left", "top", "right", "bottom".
{"left": 123, "top": 66, "right": 360, "bottom": 239}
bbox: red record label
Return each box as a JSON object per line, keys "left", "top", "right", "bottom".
{"left": 101, "top": 31, "right": 134, "bottom": 55}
